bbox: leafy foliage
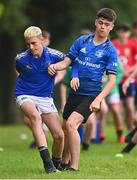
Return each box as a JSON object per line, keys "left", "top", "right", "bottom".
{"left": 0, "top": 0, "right": 30, "bottom": 36}
{"left": 1, "top": 0, "right": 137, "bottom": 123}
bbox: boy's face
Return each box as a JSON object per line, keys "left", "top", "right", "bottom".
{"left": 95, "top": 17, "right": 114, "bottom": 38}
{"left": 25, "top": 36, "right": 43, "bottom": 57}
{"left": 117, "top": 30, "right": 130, "bottom": 40}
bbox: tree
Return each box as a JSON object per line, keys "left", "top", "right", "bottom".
{"left": 0, "top": 0, "right": 30, "bottom": 123}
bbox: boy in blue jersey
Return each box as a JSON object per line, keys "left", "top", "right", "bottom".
{"left": 24, "top": 30, "right": 51, "bottom": 149}
{"left": 48, "top": 8, "right": 118, "bottom": 171}
{"left": 15, "top": 26, "right": 65, "bottom": 173}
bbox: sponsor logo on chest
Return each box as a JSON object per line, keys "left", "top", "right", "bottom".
{"left": 95, "top": 50, "right": 104, "bottom": 58}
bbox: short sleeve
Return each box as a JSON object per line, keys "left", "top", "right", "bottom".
{"left": 106, "top": 47, "right": 118, "bottom": 75}
{"left": 14, "top": 50, "right": 28, "bottom": 73}
{"left": 67, "top": 36, "right": 84, "bottom": 61}
{"left": 15, "top": 55, "right": 21, "bottom": 73}
{"left": 47, "top": 48, "right": 65, "bottom": 63}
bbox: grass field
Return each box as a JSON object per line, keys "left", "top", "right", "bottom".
{"left": 0, "top": 124, "right": 137, "bottom": 179}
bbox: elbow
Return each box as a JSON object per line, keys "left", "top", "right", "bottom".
{"left": 62, "top": 61, "right": 68, "bottom": 69}
{"left": 62, "top": 57, "right": 71, "bottom": 69}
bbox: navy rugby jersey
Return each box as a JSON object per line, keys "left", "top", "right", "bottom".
{"left": 15, "top": 47, "right": 65, "bottom": 97}
{"left": 67, "top": 34, "right": 118, "bottom": 97}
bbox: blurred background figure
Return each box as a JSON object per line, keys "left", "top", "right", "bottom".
{"left": 42, "top": 30, "right": 51, "bottom": 47}
{"left": 113, "top": 23, "right": 137, "bottom": 132}
{"left": 101, "top": 59, "right": 125, "bottom": 143}
{"left": 95, "top": 100, "right": 108, "bottom": 144}
{"left": 131, "top": 20, "right": 137, "bottom": 112}
{"left": 106, "top": 60, "right": 124, "bottom": 143}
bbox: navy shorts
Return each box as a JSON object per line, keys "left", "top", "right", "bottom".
{"left": 134, "top": 83, "right": 137, "bottom": 106}
{"left": 119, "top": 82, "right": 136, "bottom": 100}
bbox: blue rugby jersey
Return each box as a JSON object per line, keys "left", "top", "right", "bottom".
{"left": 15, "top": 47, "right": 65, "bottom": 97}
{"left": 67, "top": 34, "right": 118, "bottom": 96}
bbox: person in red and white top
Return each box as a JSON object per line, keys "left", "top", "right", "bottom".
{"left": 113, "top": 23, "right": 137, "bottom": 131}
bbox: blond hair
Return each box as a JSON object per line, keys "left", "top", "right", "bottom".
{"left": 24, "top": 26, "right": 42, "bottom": 38}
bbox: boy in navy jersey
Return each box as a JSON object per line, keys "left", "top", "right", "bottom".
{"left": 48, "top": 8, "right": 118, "bottom": 171}
{"left": 15, "top": 26, "right": 65, "bottom": 173}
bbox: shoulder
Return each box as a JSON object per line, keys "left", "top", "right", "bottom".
{"left": 75, "top": 34, "right": 92, "bottom": 44}
{"left": 106, "top": 40, "right": 118, "bottom": 55}
{"left": 15, "top": 50, "right": 29, "bottom": 61}
{"left": 46, "top": 47, "right": 64, "bottom": 58}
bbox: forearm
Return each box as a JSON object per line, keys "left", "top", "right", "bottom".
{"left": 54, "top": 70, "right": 66, "bottom": 85}
{"left": 128, "top": 64, "right": 137, "bottom": 73}
{"left": 96, "top": 74, "right": 116, "bottom": 101}
{"left": 126, "top": 68, "right": 137, "bottom": 82}
{"left": 60, "top": 84, "right": 67, "bottom": 110}
{"left": 55, "top": 57, "right": 72, "bottom": 71}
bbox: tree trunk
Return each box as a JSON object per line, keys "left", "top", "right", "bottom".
{"left": 0, "top": 34, "right": 17, "bottom": 124}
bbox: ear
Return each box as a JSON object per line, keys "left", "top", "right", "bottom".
{"left": 95, "top": 19, "right": 97, "bottom": 26}
{"left": 110, "top": 23, "right": 114, "bottom": 31}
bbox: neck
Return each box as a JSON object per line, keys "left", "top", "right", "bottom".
{"left": 93, "top": 33, "right": 108, "bottom": 45}
{"left": 34, "top": 48, "right": 43, "bottom": 58}
{"left": 118, "top": 38, "right": 128, "bottom": 44}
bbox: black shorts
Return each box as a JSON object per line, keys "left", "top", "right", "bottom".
{"left": 63, "top": 94, "right": 95, "bottom": 123}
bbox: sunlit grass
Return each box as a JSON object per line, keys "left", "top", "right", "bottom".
{"left": 0, "top": 124, "right": 137, "bottom": 179}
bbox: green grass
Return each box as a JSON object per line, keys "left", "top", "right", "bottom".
{"left": 0, "top": 124, "right": 137, "bottom": 179}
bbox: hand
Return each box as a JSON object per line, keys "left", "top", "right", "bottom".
{"left": 70, "top": 78, "right": 80, "bottom": 91}
{"left": 122, "top": 80, "right": 130, "bottom": 95}
{"left": 48, "top": 64, "right": 57, "bottom": 75}
{"left": 90, "top": 98, "right": 101, "bottom": 112}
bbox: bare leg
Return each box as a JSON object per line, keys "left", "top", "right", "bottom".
{"left": 97, "top": 100, "right": 108, "bottom": 142}
{"left": 121, "top": 131, "right": 137, "bottom": 154}
{"left": 21, "top": 101, "right": 47, "bottom": 147}
{"left": 109, "top": 103, "right": 124, "bottom": 143}
{"left": 132, "top": 131, "right": 137, "bottom": 144}
{"left": 66, "top": 111, "right": 84, "bottom": 170}
{"left": 42, "top": 113, "right": 64, "bottom": 158}
{"left": 62, "top": 120, "right": 70, "bottom": 164}
{"left": 20, "top": 102, "right": 57, "bottom": 173}
{"left": 23, "top": 115, "right": 31, "bottom": 128}
{"left": 125, "top": 97, "right": 135, "bottom": 130}
{"left": 83, "top": 113, "right": 96, "bottom": 145}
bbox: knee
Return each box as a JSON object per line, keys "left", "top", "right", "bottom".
{"left": 86, "top": 119, "right": 93, "bottom": 128}
{"left": 54, "top": 130, "right": 64, "bottom": 142}
{"left": 101, "top": 107, "right": 108, "bottom": 115}
{"left": 66, "top": 120, "right": 76, "bottom": 133}
{"left": 101, "top": 102, "right": 108, "bottom": 115}
{"left": 29, "top": 112, "right": 41, "bottom": 125}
